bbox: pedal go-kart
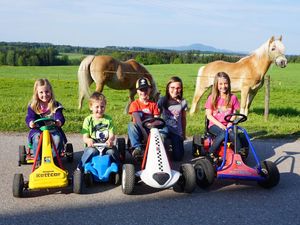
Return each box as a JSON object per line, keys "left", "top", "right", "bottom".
{"left": 193, "top": 113, "right": 280, "bottom": 189}
{"left": 18, "top": 121, "right": 73, "bottom": 166}
{"left": 73, "top": 138, "right": 126, "bottom": 194}
{"left": 121, "top": 117, "right": 196, "bottom": 195}
{"left": 13, "top": 118, "right": 70, "bottom": 197}
{"left": 192, "top": 115, "right": 249, "bottom": 160}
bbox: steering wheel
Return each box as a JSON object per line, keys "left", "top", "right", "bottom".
{"left": 224, "top": 113, "right": 247, "bottom": 125}
{"left": 33, "top": 117, "right": 56, "bottom": 131}
{"left": 142, "top": 117, "right": 166, "bottom": 130}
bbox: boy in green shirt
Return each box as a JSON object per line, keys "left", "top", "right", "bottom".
{"left": 77, "top": 92, "right": 119, "bottom": 170}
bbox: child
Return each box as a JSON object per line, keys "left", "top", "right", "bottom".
{"left": 77, "top": 92, "right": 119, "bottom": 170}
{"left": 205, "top": 72, "right": 241, "bottom": 159}
{"left": 25, "top": 78, "right": 67, "bottom": 158}
{"left": 128, "top": 77, "right": 160, "bottom": 158}
{"left": 158, "top": 76, "right": 187, "bottom": 161}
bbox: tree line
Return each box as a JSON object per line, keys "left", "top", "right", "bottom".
{"left": 0, "top": 42, "right": 299, "bottom": 66}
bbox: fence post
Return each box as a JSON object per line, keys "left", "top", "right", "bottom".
{"left": 264, "top": 75, "right": 270, "bottom": 121}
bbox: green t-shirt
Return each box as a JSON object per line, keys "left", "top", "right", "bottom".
{"left": 81, "top": 114, "right": 114, "bottom": 143}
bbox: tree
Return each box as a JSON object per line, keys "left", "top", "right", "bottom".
{"left": 17, "top": 55, "right": 25, "bottom": 66}
{"left": 0, "top": 52, "right": 6, "bottom": 65}
{"left": 28, "top": 55, "right": 39, "bottom": 66}
{"left": 6, "top": 50, "right": 15, "bottom": 66}
{"left": 172, "top": 57, "right": 183, "bottom": 64}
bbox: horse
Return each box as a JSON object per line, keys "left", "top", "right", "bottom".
{"left": 78, "top": 55, "right": 160, "bottom": 111}
{"left": 189, "top": 36, "right": 287, "bottom": 116}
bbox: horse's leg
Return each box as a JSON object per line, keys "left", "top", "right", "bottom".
{"left": 95, "top": 79, "right": 104, "bottom": 93}
{"left": 190, "top": 86, "right": 208, "bottom": 115}
{"left": 240, "top": 87, "right": 250, "bottom": 116}
{"left": 190, "top": 67, "right": 210, "bottom": 115}
{"left": 246, "top": 89, "right": 259, "bottom": 115}
{"left": 125, "top": 89, "right": 136, "bottom": 114}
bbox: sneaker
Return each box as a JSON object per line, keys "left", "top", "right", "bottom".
{"left": 209, "top": 153, "right": 222, "bottom": 164}
{"left": 132, "top": 147, "right": 143, "bottom": 159}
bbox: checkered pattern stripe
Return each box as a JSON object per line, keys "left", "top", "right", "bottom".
{"left": 154, "top": 134, "right": 163, "bottom": 171}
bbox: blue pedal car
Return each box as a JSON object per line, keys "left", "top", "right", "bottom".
{"left": 73, "top": 138, "right": 125, "bottom": 194}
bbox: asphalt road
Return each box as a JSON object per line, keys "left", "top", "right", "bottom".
{"left": 1, "top": 133, "right": 300, "bottom": 225}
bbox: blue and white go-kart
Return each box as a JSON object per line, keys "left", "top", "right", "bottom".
{"left": 73, "top": 138, "right": 125, "bottom": 194}
{"left": 121, "top": 118, "right": 196, "bottom": 195}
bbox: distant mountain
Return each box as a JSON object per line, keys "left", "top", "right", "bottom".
{"left": 155, "top": 43, "right": 234, "bottom": 53}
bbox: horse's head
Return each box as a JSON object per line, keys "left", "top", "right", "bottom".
{"left": 268, "top": 36, "right": 287, "bottom": 68}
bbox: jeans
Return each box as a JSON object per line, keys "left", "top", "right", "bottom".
{"left": 169, "top": 132, "right": 184, "bottom": 161}
{"left": 128, "top": 122, "right": 167, "bottom": 149}
{"left": 78, "top": 146, "right": 120, "bottom": 169}
{"left": 127, "top": 122, "right": 148, "bottom": 149}
{"left": 160, "top": 126, "right": 184, "bottom": 161}
{"left": 208, "top": 125, "right": 241, "bottom": 155}
{"left": 32, "top": 130, "right": 63, "bottom": 158}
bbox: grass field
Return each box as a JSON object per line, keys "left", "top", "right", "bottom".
{"left": 0, "top": 63, "right": 300, "bottom": 138}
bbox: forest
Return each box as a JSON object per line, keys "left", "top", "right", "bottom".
{"left": 0, "top": 41, "right": 299, "bottom": 66}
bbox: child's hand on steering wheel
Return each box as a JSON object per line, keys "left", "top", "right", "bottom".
{"left": 106, "top": 139, "right": 114, "bottom": 148}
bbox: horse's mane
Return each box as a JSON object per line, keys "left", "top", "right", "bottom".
{"left": 250, "top": 39, "right": 270, "bottom": 61}
{"left": 235, "top": 40, "right": 269, "bottom": 64}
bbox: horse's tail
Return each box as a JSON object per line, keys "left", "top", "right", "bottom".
{"left": 78, "top": 55, "right": 95, "bottom": 109}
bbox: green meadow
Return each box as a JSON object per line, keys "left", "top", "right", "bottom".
{"left": 0, "top": 63, "right": 300, "bottom": 138}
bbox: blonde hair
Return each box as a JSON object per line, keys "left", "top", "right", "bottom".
{"left": 211, "top": 72, "right": 232, "bottom": 110}
{"left": 89, "top": 92, "right": 107, "bottom": 107}
{"left": 30, "top": 78, "right": 56, "bottom": 114}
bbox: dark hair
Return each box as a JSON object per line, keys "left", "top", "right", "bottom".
{"left": 162, "top": 76, "right": 183, "bottom": 109}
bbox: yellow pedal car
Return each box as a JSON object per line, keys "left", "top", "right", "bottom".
{"left": 13, "top": 118, "right": 69, "bottom": 197}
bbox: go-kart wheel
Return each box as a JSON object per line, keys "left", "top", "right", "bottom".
{"left": 121, "top": 164, "right": 135, "bottom": 195}
{"left": 84, "top": 172, "right": 93, "bottom": 187}
{"left": 65, "top": 143, "right": 74, "bottom": 163}
{"left": 192, "top": 134, "right": 203, "bottom": 157}
{"left": 73, "top": 169, "right": 83, "bottom": 194}
{"left": 13, "top": 173, "right": 24, "bottom": 198}
{"left": 258, "top": 161, "right": 280, "bottom": 189}
{"left": 194, "top": 158, "right": 215, "bottom": 188}
{"left": 18, "top": 145, "right": 26, "bottom": 166}
{"left": 116, "top": 138, "right": 126, "bottom": 162}
{"left": 174, "top": 164, "right": 196, "bottom": 193}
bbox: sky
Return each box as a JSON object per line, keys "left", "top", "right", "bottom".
{"left": 1, "top": 0, "right": 299, "bottom": 55}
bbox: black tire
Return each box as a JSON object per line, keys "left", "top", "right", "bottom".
{"left": 194, "top": 158, "right": 215, "bottom": 188}
{"left": 84, "top": 172, "right": 93, "bottom": 187}
{"left": 192, "top": 134, "right": 203, "bottom": 157}
{"left": 121, "top": 164, "right": 135, "bottom": 195}
{"left": 18, "top": 145, "right": 26, "bottom": 166}
{"left": 13, "top": 173, "right": 24, "bottom": 198}
{"left": 116, "top": 138, "right": 126, "bottom": 163}
{"left": 258, "top": 161, "right": 280, "bottom": 189}
{"left": 174, "top": 164, "right": 196, "bottom": 193}
{"left": 73, "top": 169, "right": 83, "bottom": 194}
{"left": 65, "top": 143, "right": 74, "bottom": 163}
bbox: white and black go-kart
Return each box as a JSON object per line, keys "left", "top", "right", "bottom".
{"left": 121, "top": 117, "right": 196, "bottom": 194}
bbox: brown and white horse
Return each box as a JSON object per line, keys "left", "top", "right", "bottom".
{"left": 78, "top": 55, "right": 160, "bottom": 111}
{"left": 190, "top": 36, "right": 287, "bottom": 116}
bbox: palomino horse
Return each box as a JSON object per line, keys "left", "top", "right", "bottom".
{"left": 78, "top": 55, "right": 160, "bottom": 111}
{"left": 190, "top": 36, "right": 287, "bottom": 116}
